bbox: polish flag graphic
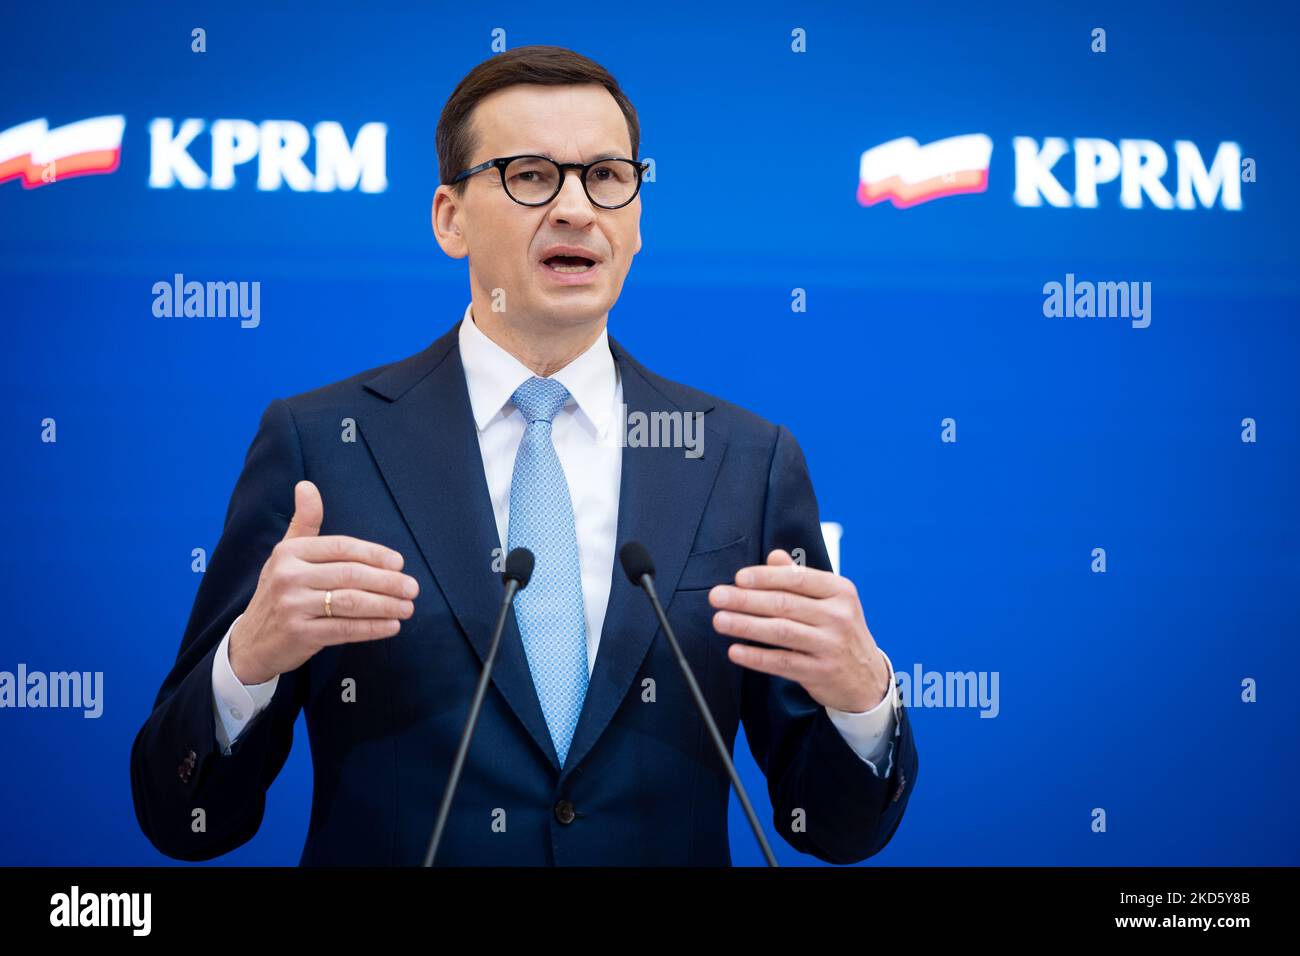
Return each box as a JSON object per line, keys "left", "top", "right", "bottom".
{"left": 0, "top": 115, "right": 126, "bottom": 188}
{"left": 857, "top": 133, "right": 993, "bottom": 208}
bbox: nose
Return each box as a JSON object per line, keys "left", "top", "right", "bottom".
{"left": 547, "top": 169, "right": 598, "bottom": 227}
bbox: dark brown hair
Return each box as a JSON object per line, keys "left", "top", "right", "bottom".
{"left": 436, "top": 45, "right": 640, "bottom": 195}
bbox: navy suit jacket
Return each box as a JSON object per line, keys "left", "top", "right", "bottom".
{"left": 130, "top": 319, "right": 918, "bottom": 865}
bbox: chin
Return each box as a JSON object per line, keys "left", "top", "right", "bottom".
{"left": 533, "top": 294, "right": 610, "bottom": 325}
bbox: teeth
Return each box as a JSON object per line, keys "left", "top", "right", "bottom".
{"left": 548, "top": 262, "right": 592, "bottom": 273}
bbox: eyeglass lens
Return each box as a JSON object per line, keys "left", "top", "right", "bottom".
{"left": 503, "top": 157, "right": 640, "bottom": 207}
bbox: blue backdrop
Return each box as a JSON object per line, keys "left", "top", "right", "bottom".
{"left": 2, "top": 0, "right": 1297, "bottom": 866}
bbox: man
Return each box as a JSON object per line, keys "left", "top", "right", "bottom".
{"left": 130, "top": 44, "right": 917, "bottom": 866}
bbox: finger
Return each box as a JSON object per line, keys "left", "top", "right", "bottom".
{"left": 287, "top": 534, "right": 405, "bottom": 571}
{"left": 298, "top": 561, "right": 419, "bottom": 600}
{"left": 708, "top": 583, "right": 836, "bottom": 628}
{"left": 734, "top": 562, "right": 841, "bottom": 598}
{"left": 711, "top": 609, "right": 823, "bottom": 653}
{"left": 301, "top": 588, "right": 414, "bottom": 621}
{"left": 766, "top": 549, "right": 794, "bottom": 566}
{"left": 727, "top": 642, "right": 818, "bottom": 683}
{"left": 303, "top": 616, "right": 403, "bottom": 645}
{"left": 283, "top": 481, "right": 324, "bottom": 540}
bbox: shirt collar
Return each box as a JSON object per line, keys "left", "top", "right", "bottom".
{"left": 457, "top": 301, "right": 617, "bottom": 439}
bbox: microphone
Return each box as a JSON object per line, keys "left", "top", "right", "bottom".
{"left": 618, "top": 541, "right": 779, "bottom": 867}
{"left": 423, "top": 547, "right": 534, "bottom": 867}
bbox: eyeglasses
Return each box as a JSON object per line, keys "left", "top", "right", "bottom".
{"left": 451, "top": 154, "right": 649, "bottom": 209}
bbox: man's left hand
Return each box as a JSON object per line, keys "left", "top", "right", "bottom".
{"left": 708, "top": 549, "right": 890, "bottom": 712}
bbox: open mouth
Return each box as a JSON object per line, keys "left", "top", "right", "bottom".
{"left": 542, "top": 254, "right": 598, "bottom": 274}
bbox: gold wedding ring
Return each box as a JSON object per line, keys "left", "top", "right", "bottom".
{"left": 324, "top": 590, "right": 333, "bottom": 618}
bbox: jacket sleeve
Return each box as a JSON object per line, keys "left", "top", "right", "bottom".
{"left": 129, "top": 398, "right": 309, "bottom": 861}
{"left": 739, "top": 424, "right": 919, "bottom": 864}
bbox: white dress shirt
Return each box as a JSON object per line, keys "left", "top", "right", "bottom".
{"left": 211, "top": 303, "right": 901, "bottom": 778}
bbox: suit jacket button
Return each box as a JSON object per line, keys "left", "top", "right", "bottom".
{"left": 892, "top": 771, "right": 906, "bottom": 803}
{"left": 178, "top": 749, "right": 197, "bottom": 784}
{"left": 554, "top": 799, "right": 576, "bottom": 825}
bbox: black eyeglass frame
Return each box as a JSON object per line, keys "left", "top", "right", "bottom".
{"left": 450, "top": 154, "right": 650, "bottom": 209}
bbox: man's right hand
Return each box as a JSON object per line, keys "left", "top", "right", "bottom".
{"left": 228, "top": 480, "right": 419, "bottom": 685}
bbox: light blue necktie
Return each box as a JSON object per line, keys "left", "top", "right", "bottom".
{"left": 507, "top": 376, "right": 589, "bottom": 767}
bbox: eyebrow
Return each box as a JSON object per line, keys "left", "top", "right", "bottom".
{"left": 528, "top": 151, "right": 628, "bottom": 162}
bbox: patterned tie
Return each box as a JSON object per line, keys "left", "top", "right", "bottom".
{"left": 507, "top": 376, "right": 590, "bottom": 767}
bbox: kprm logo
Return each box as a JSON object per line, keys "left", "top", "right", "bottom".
{"left": 858, "top": 133, "right": 1244, "bottom": 210}
{"left": 857, "top": 134, "right": 993, "bottom": 208}
{"left": 1012, "top": 137, "right": 1242, "bottom": 209}
{"left": 0, "top": 115, "right": 388, "bottom": 192}
{"left": 0, "top": 116, "right": 125, "bottom": 188}
{"left": 148, "top": 118, "right": 387, "bottom": 192}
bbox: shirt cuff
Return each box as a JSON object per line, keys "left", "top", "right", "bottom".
{"left": 824, "top": 646, "right": 901, "bottom": 778}
{"left": 210, "top": 612, "right": 280, "bottom": 755}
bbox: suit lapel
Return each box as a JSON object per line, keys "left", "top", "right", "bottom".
{"left": 358, "top": 322, "right": 560, "bottom": 771}
{"left": 357, "top": 320, "right": 727, "bottom": 780}
{"left": 558, "top": 337, "right": 725, "bottom": 779}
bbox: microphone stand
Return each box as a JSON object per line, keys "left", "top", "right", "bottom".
{"left": 423, "top": 552, "right": 531, "bottom": 866}
{"left": 626, "top": 553, "right": 779, "bottom": 867}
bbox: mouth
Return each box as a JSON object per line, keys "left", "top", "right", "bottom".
{"left": 541, "top": 254, "right": 598, "bottom": 273}
{"left": 539, "top": 254, "right": 602, "bottom": 284}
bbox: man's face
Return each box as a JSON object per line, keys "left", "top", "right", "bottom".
{"left": 433, "top": 83, "right": 643, "bottom": 330}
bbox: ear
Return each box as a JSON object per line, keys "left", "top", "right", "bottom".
{"left": 432, "top": 186, "right": 469, "bottom": 259}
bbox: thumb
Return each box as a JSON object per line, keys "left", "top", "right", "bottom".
{"left": 283, "top": 480, "right": 324, "bottom": 539}
{"left": 766, "top": 548, "right": 794, "bottom": 566}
